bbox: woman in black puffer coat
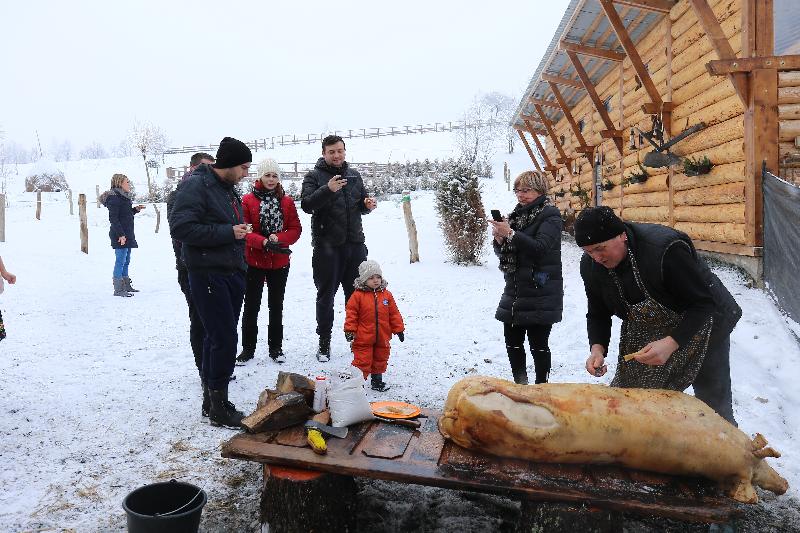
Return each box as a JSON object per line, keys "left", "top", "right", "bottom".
{"left": 489, "top": 170, "right": 563, "bottom": 384}
{"left": 100, "top": 173, "right": 145, "bottom": 297}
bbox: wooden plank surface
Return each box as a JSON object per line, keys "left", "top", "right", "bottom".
{"left": 221, "top": 409, "right": 739, "bottom": 523}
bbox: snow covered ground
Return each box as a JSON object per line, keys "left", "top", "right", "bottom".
{"left": 1, "top": 142, "right": 799, "bottom": 531}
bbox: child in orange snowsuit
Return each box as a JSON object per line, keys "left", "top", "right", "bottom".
{"left": 344, "top": 260, "right": 404, "bottom": 392}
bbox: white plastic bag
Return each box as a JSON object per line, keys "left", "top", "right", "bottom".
{"left": 328, "top": 366, "right": 375, "bottom": 427}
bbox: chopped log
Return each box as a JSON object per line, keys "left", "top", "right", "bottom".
{"left": 258, "top": 388, "right": 280, "bottom": 409}
{"left": 261, "top": 465, "right": 357, "bottom": 533}
{"left": 242, "top": 392, "right": 313, "bottom": 434}
{"left": 311, "top": 410, "right": 331, "bottom": 425}
{"left": 779, "top": 86, "right": 800, "bottom": 105}
{"left": 674, "top": 203, "right": 745, "bottom": 223}
{"left": 779, "top": 71, "right": 800, "bottom": 88}
{"left": 672, "top": 162, "right": 745, "bottom": 191}
{"left": 620, "top": 206, "right": 669, "bottom": 223}
{"left": 779, "top": 120, "right": 800, "bottom": 142}
{"left": 276, "top": 371, "right": 316, "bottom": 408}
{"left": 674, "top": 182, "right": 745, "bottom": 206}
{"left": 516, "top": 501, "right": 623, "bottom": 533}
{"left": 674, "top": 222, "right": 746, "bottom": 244}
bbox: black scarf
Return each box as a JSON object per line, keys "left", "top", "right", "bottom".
{"left": 497, "top": 196, "right": 549, "bottom": 273}
{"left": 253, "top": 187, "right": 283, "bottom": 236}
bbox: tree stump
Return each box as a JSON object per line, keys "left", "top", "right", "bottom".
{"left": 516, "top": 500, "right": 623, "bottom": 533}
{"left": 261, "top": 465, "right": 357, "bottom": 533}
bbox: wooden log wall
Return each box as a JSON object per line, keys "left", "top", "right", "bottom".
{"left": 778, "top": 70, "right": 800, "bottom": 185}
{"left": 543, "top": 0, "right": 752, "bottom": 247}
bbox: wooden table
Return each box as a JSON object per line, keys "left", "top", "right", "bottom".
{"left": 222, "top": 408, "right": 739, "bottom": 529}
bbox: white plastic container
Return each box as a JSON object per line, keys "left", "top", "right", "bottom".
{"left": 313, "top": 375, "right": 328, "bottom": 412}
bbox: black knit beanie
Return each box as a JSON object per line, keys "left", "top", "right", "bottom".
{"left": 574, "top": 206, "right": 626, "bottom": 246}
{"left": 213, "top": 137, "right": 252, "bottom": 169}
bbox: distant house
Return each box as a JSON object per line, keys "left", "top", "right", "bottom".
{"left": 512, "top": 0, "right": 800, "bottom": 281}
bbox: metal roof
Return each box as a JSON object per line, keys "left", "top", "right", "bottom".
{"left": 513, "top": 0, "right": 668, "bottom": 128}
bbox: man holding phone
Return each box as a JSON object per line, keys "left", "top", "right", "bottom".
{"left": 301, "top": 135, "right": 377, "bottom": 362}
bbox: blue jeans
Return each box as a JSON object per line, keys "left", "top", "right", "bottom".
{"left": 113, "top": 248, "right": 132, "bottom": 278}
{"left": 189, "top": 271, "right": 246, "bottom": 390}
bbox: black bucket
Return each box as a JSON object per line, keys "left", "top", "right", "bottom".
{"left": 122, "top": 479, "right": 207, "bottom": 533}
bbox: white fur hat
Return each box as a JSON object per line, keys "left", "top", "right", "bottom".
{"left": 354, "top": 259, "right": 383, "bottom": 287}
{"left": 257, "top": 158, "right": 281, "bottom": 177}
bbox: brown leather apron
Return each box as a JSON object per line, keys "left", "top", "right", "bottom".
{"left": 610, "top": 248, "right": 712, "bottom": 391}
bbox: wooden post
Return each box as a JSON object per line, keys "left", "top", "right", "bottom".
{"left": 0, "top": 194, "right": 5, "bottom": 242}
{"left": 78, "top": 194, "right": 88, "bottom": 254}
{"left": 504, "top": 162, "right": 510, "bottom": 191}
{"left": 294, "top": 162, "right": 298, "bottom": 178}
{"left": 36, "top": 191, "right": 42, "bottom": 220}
{"left": 96, "top": 185, "right": 101, "bottom": 208}
{"left": 743, "top": 0, "right": 777, "bottom": 249}
{"left": 401, "top": 191, "right": 420, "bottom": 263}
{"left": 153, "top": 204, "right": 161, "bottom": 233}
{"left": 68, "top": 189, "right": 74, "bottom": 215}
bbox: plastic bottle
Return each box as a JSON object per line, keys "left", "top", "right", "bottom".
{"left": 313, "top": 375, "right": 328, "bottom": 412}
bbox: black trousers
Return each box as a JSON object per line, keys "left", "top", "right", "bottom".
{"left": 240, "top": 265, "right": 289, "bottom": 352}
{"left": 312, "top": 242, "right": 368, "bottom": 338}
{"left": 504, "top": 323, "right": 553, "bottom": 383}
{"left": 189, "top": 271, "right": 245, "bottom": 390}
{"left": 177, "top": 269, "right": 205, "bottom": 374}
{"left": 693, "top": 335, "right": 737, "bottom": 425}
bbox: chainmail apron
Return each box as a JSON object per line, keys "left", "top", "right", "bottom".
{"left": 610, "top": 248, "right": 713, "bottom": 391}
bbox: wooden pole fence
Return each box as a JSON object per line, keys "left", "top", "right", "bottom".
{"left": 68, "top": 189, "right": 74, "bottom": 215}
{"left": 36, "top": 191, "right": 42, "bottom": 220}
{"left": 96, "top": 185, "right": 101, "bottom": 208}
{"left": 79, "top": 194, "right": 88, "bottom": 254}
{"left": 0, "top": 194, "right": 5, "bottom": 242}
{"left": 153, "top": 204, "right": 161, "bottom": 233}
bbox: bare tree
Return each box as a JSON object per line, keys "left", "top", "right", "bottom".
{"left": 79, "top": 141, "right": 108, "bottom": 160}
{"left": 128, "top": 121, "right": 168, "bottom": 194}
{"left": 49, "top": 138, "right": 72, "bottom": 162}
{"left": 457, "top": 92, "right": 517, "bottom": 166}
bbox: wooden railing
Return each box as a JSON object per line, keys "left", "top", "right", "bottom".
{"left": 166, "top": 162, "right": 404, "bottom": 181}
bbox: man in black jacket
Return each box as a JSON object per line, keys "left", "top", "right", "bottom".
{"left": 169, "top": 137, "right": 252, "bottom": 429}
{"left": 301, "top": 135, "right": 376, "bottom": 362}
{"left": 576, "top": 207, "right": 741, "bottom": 424}
{"left": 166, "top": 152, "right": 215, "bottom": 376}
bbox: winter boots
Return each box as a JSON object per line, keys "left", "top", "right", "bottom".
{"left": 269, "top": 348, "right": 286, "bottom": 364}
{"left": 371, "top": 373, "right": 390, "bottom": 392}
{"left": 201, "top": 381, "right": 210, "bottom": 418}
{"left": 113, "top": 277, "right": 132, "bottom": 297}
{"left": 506, "top": 345, "right": 528, "bottom": 385}
{"left": 316, "top": 335, "right": 331, "bottom": 362}
{"left": 123, "top": 276, "right": 139, "bottom": 293}
{"left": 236, "top": 347, "right": 255, "bottom": 363}
{"left": 532, "top": 349, "right": 552, "bottom": 384}
{"left": 208, "top": 384, "right": 244, "bottom": 429}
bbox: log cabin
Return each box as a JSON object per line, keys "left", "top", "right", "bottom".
{"left": 512, "top": 0, "right": 800, "bottom": 282}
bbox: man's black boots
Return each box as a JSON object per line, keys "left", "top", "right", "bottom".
{"left": 208, "top": 384, "right": 244, "bottom": 429}
{"left": 317, "top": 335, "right": 331, "bottom": 362}
{"left": 201, "top": 380, "right": 210, "bottom": 418}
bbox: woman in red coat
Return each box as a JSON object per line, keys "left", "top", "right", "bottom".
{"left": 237, "top": 159, "right": 302, "bottom": 363}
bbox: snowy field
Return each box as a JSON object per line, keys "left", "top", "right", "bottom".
{"left": 1, "top": 142, "right": 799, "bottom": 531}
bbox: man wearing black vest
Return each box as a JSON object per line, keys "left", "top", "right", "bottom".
{"left": 169, "top": 137, "right": 252, "bottom": 429}
{"left": 301, "top": 135, "right": 377, "bottom": 362}
{"left": 576, "top": 207, "right": 741, "bottom": 425}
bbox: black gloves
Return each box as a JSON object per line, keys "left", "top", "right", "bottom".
{"left": 345, "top": 331, "right": 355, "bottom": 343}
{"left": 263, "top": 241, "right": 291, "bottom": 255}
{"left": 396, "top": 332, "right": 404, "bottom": 342}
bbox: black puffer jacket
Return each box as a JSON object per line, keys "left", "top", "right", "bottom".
{"left": 168, "top": 165, "right": 246, "bottom": 273}
{"left": 300, "top": 158, "right": 370, "bottom": 247}
{"left": 494, "top": 196, "right": 564, "bottom": 326}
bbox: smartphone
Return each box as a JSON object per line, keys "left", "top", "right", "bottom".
{"left": 490, "top": 209, "right": 503, "bottom": 221}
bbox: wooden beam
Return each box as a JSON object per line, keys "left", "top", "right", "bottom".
{"left": 689, "top": 0, "right": 748, "bottom": 105}
{"left": 707, "top": 55, "right": 800, "bottom": 75}
{"left": 517, "top": 130, "right": 543, "bottom": 173}
{"left": 742, "top": 0, "right": 776, "bottom": 249}
{"left": 566, "top": 50, "right": 624, "bottom": 155}
{"left": 599, "top": 0, "right": 662, "bottom": 108}
{"left": 547, "top": 81, "right": 589, "bottom": 151}
{"left": 524, "top": 120, "right": 558, "bottom": 174}
{"left": 541, "top": 73, "right": 585, "bottom": 90}
{"left": 559, "top": 40, "right": 625, "bottom": 62}
{"left": 528, "top": 97, "right": 562, "bottom": 110}
{"left": 534, "top": 104, "right": 571, "bottom": 165}
{"left": 611, "top": 0, "right": 675, "bottom": 13}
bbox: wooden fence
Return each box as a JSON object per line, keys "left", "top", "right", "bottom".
{"left": 166, "top": 162, "right": 400, "bottom": 181}
{"left": 162, "top": 119, "right": 505, "bottom": 157}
